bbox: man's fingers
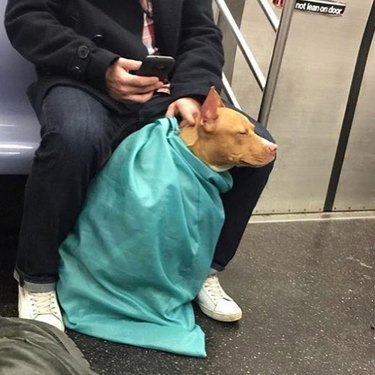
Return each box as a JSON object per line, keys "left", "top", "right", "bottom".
{"left": 111, "top": 77, "right": 163, "bottom": 100}
{"left": 106, "top": 58, "right": 165, "bottom": 103}
{"left": 126, "top": 74, "right": 163, "bottom": 92}
{"left": 116, "top": 57, "right": 142, "bottom": 72}
{"left": 166, "top": 103, "right": 176, "bottom": 117}
{"left": 180, "top": 109, "right": 198, "bottom": 125}
{"left": 166, "top": 98, "right": 201, "bottom": 124}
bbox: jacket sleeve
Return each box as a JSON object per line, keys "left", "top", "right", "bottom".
{"left": 4, "top": 0, "right": 120, "bottom": 90}
{"left": 170, "top": 0, "right": 225, "bottom": 102}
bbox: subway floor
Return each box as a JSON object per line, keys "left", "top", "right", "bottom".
{"left": 0, "top": 217, "right": 374, "bottom": 375}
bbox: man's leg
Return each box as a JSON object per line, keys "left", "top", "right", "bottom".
{"left": 16, "top": 87, "right": 125, "bottom": 330}
{"left": 197, "top": 120, "right": 275, "bottom": 322}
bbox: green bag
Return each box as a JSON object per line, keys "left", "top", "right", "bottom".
{"left": 0, "top": 317, "right": 96, "bottom": 374}
{"left": 57, "top": 117, "right": 232, "bottom": 357}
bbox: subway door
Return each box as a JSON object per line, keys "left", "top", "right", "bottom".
{"left": 254, "top": 0, "right": 374, "bottom": 215}
{"left": 332, "top": 2, "right": 375, "bottom": 212}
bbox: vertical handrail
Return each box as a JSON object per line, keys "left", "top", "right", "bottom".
{"left": 222, "top": 73, "right": 242, "bottom": 109}
{"left": 214, "top": 0, "right": 266, "bottom": 90}
{"left": 257, "top": 0, "right": 280, "bottom": 31}
{"left": 258, "top": 0, "right": 296, "bottom": 127}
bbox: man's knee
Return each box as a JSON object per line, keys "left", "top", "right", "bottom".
{"left": 37, "top": 87, "right": 114, "bottom": 167}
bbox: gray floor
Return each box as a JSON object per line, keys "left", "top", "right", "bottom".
{"left": 0, "top": 218, "right": 374, "bottom": 374}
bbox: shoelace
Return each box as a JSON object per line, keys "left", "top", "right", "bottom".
{"left": 29, "top": 292, "right": 60, "bottom": 317}
{"left": 203, "top": 275, "right": 230, "bottom": 302}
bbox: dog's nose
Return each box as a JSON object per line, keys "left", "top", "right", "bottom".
{"left": 267, "top": 143, "right": 278, "bottom": 155}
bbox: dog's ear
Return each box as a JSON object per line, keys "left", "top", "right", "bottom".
{"left": 201, "top": 87, "right": 225, "bottom": 125}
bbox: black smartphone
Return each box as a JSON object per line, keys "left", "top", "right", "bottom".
{"left": 136, "top": 55, "right": 175, "bottom": 82}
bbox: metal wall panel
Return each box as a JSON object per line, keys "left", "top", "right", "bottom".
{"left": 334, "top": 39, "right": 375, "bottom": 211}
{"left": 233, "top": 0, "right": 373, "bottom": 214}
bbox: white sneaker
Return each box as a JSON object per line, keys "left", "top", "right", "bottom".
{"left": 196, "top": 274, "right": 242, "bottom": 322}
{"left": 18, "top": 286, "right": 65, "bottom": 332}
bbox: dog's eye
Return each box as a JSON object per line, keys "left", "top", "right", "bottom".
{"left": 238, "top": 130, "right": 248, "bottom": 135}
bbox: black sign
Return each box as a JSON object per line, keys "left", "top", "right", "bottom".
{"left": 295, "top": 0, "right": 346, "bottom": 16}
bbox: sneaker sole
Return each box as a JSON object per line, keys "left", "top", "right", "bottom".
{"left": 198, "top": 304, "right": 242, "bottom": 322}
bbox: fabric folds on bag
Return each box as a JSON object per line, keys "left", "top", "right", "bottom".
{"left": 57, "top": 117, "right": 232, "bottom": 357}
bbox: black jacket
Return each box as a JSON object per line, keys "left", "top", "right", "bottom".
{"left": 4, "top": 0, "right": 224, "bottom": 113}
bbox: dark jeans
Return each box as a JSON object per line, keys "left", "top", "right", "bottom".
{"left": 16, "top": 86, "right": 275, "bottom": 291}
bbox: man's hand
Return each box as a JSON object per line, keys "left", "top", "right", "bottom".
{"left": 106, "top": 58, "right": 164, "bottom": 103}
{"left": 166, "top": 97, "right": 201, "bottom": 126}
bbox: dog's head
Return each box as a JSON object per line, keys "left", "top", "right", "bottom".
{"left": 180, "top": 87, "right": 277, "bottom": 171}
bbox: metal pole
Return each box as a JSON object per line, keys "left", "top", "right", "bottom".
{"left": 258, "top": 0, "right": 296, "bottom": 127}
{"left": 257, "top": 0, "right": 280, "bottom": 32}
{"left": 215, "top": 0, "right": 266, "bottom": 90}
{"left": 222, "top": 73, "right": 242, "bottom": 109}
{"left": 217, "top": 0, "right": 246, "bottom": 83}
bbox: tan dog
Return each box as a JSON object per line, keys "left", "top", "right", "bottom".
{"left": 179, "top": 87, "right": 277, "bottom": 171}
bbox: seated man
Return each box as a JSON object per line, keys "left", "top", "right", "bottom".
{"left": 4, "top": 0, "right": 275, "bottom": 331}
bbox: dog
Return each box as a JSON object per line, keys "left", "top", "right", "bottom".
{"left": 179, "top": 87, "right": 277, "bottom": 171}
{"left": 57, "top": 87, "right": 277, "bottom": 357}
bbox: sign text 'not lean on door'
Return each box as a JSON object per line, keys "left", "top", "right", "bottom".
{"left": 274, "top": 0, "right": 346, "bottom": 17}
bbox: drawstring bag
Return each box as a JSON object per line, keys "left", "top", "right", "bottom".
{"left": 57, "top": 117, "right": 232, "bottom": 357}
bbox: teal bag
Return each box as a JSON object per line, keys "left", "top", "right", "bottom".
{"left": 57, "top": 117, "right": 233, "bottom": 357}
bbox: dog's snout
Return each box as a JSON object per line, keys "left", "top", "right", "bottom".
{"left": 267, "top": 143, "right": 278, "bottom": 154}
{"left": 263, "top": 140, "right": 277, "bottom": 156}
